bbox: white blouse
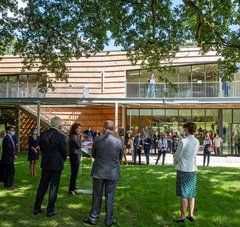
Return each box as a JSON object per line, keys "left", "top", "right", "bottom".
{"left": 174, "top": 135, "right": 200, "bottom": 172}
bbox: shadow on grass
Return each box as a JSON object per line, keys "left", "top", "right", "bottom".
{"left": 0, "top": 155, "right": 239, "bottom": 226}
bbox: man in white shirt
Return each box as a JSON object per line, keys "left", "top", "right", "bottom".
{"left": 213, "top": 134, "right": 223, "bottom": 155}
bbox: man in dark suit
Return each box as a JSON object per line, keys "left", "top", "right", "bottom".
{"left": 34, "top": 116, "right": 67, "bottom": 217}
{"left": 84, "top": 120, "right": 123, "bottom": 227}
{"left": 1, "top": 126, "right": 17, "bottom": 189}
{"left": 133, "top": 133, "right": 142, "bottom": 165}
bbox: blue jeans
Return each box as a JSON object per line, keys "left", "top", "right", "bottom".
{"left": 147, "top": 84, "right": 155, "bottom": 98}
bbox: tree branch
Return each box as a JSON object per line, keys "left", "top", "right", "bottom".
{"left": 183, "top": 0, "right": 203, "bottom": 41}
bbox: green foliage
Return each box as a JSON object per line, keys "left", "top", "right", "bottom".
{"left": 0, "top": 0, "right": 239, "bottom": 88}
{"left": 0, "top": 154, "right": 240, "bottom": 226}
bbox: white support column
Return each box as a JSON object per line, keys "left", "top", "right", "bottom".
{"left": 115, "top": 102, "right": 118, "bottom": 134}
{"left": 17, "top": 108, "right": 21, "bottom": 153}
{"left": 122, "top": 105, "right": 125, "bottom": 130}
{"left": 37, "top": 101, "right": 41, "bottom": 136}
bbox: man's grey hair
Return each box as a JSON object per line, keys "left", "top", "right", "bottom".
{"left": 51, "top": 116, "right": 63, "bottom": 128}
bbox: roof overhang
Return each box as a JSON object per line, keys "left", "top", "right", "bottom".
{"left": 0, "top": 97, "right": 240, "bottom": 108}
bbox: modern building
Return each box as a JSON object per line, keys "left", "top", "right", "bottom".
{"left": 0, "top": 46, "right": 240, "bottom": 153}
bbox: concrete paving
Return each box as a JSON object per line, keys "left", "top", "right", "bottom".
{"left": 126, "top": 153, "right": 240, "bottom": 168}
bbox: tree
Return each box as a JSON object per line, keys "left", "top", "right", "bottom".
{"left": 0, "top": 0, "right": 239, "bottom": 88}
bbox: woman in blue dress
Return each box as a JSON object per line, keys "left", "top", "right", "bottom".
{"left": 28, "top": 128, "right": 40, "bottom": 176}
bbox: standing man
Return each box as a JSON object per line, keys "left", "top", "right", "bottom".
{"left": 156, "top": 134, "right": 168, "bottom": 165}
{"left": 133, "top": 133, "right": 142, "bottom": 165}
{"left": 34, "top": 116, "right": 67, "bottom": 217}
{"left": 1, "top": 126, "right": 17, "bottom": 189}
{"left": 213, "top": 133, "right": 223, "bottom": 155}
{"left": 84, "top": 120, "right": 123, "bottom": 226}
{"left": 143, "top": 133, "right": 152, "bottom": 165}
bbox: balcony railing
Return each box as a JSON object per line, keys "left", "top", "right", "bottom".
{"left": 0, "top": 82, "right": 45, "bottom": 98}
{"left": 1, "top": 81, "right": 240, "bottom": 99}
{"left": 127, "top": 81, "right": 240, "bottom": 98}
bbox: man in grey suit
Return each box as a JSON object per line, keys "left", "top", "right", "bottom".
{"left": 84, "top": 120, "right": 123, "bottom": 227}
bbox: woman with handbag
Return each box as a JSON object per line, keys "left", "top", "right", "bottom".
{"left": 203, "top": 134, "right": 213, "bottom": 166}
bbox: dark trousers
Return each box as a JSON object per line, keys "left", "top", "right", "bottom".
{"left": 34, "top": 169, "right": 62, "bottom": 213}
{"left": 144, "top": 149, "right": 150, "bottom": 164}
{"left": 133, "top": 148, "right": 141, "bottom": 164}
{"left": 69, "top": 154, "right": 81, "bottom": 192}
{"left": 155, "top": 149, "right": 166, "bottom": 165}
{"left": 3, "top": 162, "right": 15, "bottom": 187}
{"left": 203, "top": 152, "right": 211, "bottom": 166}
{"left": 153, "top": 142, "right": 158, "bottom": 154}
{"left": 89, "top": 178, "right": 118, "bottom": 225}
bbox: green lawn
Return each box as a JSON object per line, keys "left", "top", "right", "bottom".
{"left": 0, "top": 154, "right": 240, "bottom": 227}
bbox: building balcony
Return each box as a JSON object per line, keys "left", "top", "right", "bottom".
{"left": 127, "top": 81, "right": 240, "bottom": 98}
{"left": 0, "top": 81, "right": 240, "bottom": 100}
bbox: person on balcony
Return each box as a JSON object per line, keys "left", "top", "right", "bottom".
{"left": 68, "top": 123, "right": 82, "bottom": 195}
{"left": 223, "top": 79, "right": 231, "bottom": 97}
{"left": 146, "top": 73, "right": 156, "bottom": 98}
{"left": 28, "top": 128, "right": 40, "bottom": 177}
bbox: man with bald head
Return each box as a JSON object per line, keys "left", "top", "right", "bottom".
{"left": 84, "top": 120, "right": 123, "bottom": 227}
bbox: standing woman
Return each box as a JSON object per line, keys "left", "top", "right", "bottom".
{"left": 173, "top": 122, "right": 199, "bottom": 223}
{"left": 68, "top": 123, "right": 82, "bottom": 195}
{"left": 28, "top": 128, "right": 40, "bottom": 176}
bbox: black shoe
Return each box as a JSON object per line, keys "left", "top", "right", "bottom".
{"left": 106, "top": 219, "right": 117, "bottom": 227}
{"left": 186, "top": 216, "right": 195, "bottom": 222}
{"left": 33, "top": 208, "right": 43, "bottom": 215}
{"left": 47, "top": 211, "right": 57, "bottom": 217}
{"left": 84, "top": 218, "right": 97, "bottom": 225}
{"left": 173, "top": 218, "right": 186, "bottom": 223}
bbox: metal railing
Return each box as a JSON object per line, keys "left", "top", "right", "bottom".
{"left": 127, "top": 81, "right": 240, "bottom": 98}
{"left": 0, "top": 82, "right": 45, "bottom": 98}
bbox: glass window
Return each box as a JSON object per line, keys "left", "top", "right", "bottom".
{"left": 126, "top": 109, "right": 139, "bottom": 134}
{"left": 140, "top": 109, "right": 152, "bottom": 116}
{"left": 178, "top": 109, "right": 192, "bottom": 130}
{"left": 192, "top": 65, "right": 205, "bottom": 82}
{"left": 153, "top": 109, "right": 165, "bottom": 116}
{"left": 165, "top": 109, "right": 178, "bottom": 131}
{"left": 206, "top": 109, "right": 218, "bottom": 132}
{"left": 179, "top": 66, "right": 191, "bottom": 82}
{"left": 233, "top": 109, "right": 240, "bottom": 123}
{"left": 223, "top": 109, "right": 232, "bottom": 145}
{"left": 126, "top": 70, "right": 140, "bottom": 83}
{"left": 205, "top": 64, "right": 218, "bottom": 82}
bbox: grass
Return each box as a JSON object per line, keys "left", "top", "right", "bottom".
{"left": 0, "top": 154, "right": 240, "bottom": 227}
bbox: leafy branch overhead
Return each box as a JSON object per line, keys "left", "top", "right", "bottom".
{"left": 0, "top": 0, "right": 239, "bottom": 88}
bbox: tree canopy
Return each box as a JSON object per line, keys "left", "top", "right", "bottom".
{"left": 0, "top": 0, "right": 239, "bottom": 88}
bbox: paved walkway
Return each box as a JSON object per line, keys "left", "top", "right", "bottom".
{"left": 126, "top": 154, "right": 240, "bottom": 168}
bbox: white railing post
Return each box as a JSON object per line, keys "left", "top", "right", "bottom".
{"left": 6, "top": 82, "right": 9, "bottom": 97}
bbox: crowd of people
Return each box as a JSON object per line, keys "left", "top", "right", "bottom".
{"left": 121, "top": 129, "right": 224, "bottom": 167}
{"left": 0, "top": 118, "right": 233, "bottom": 225}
